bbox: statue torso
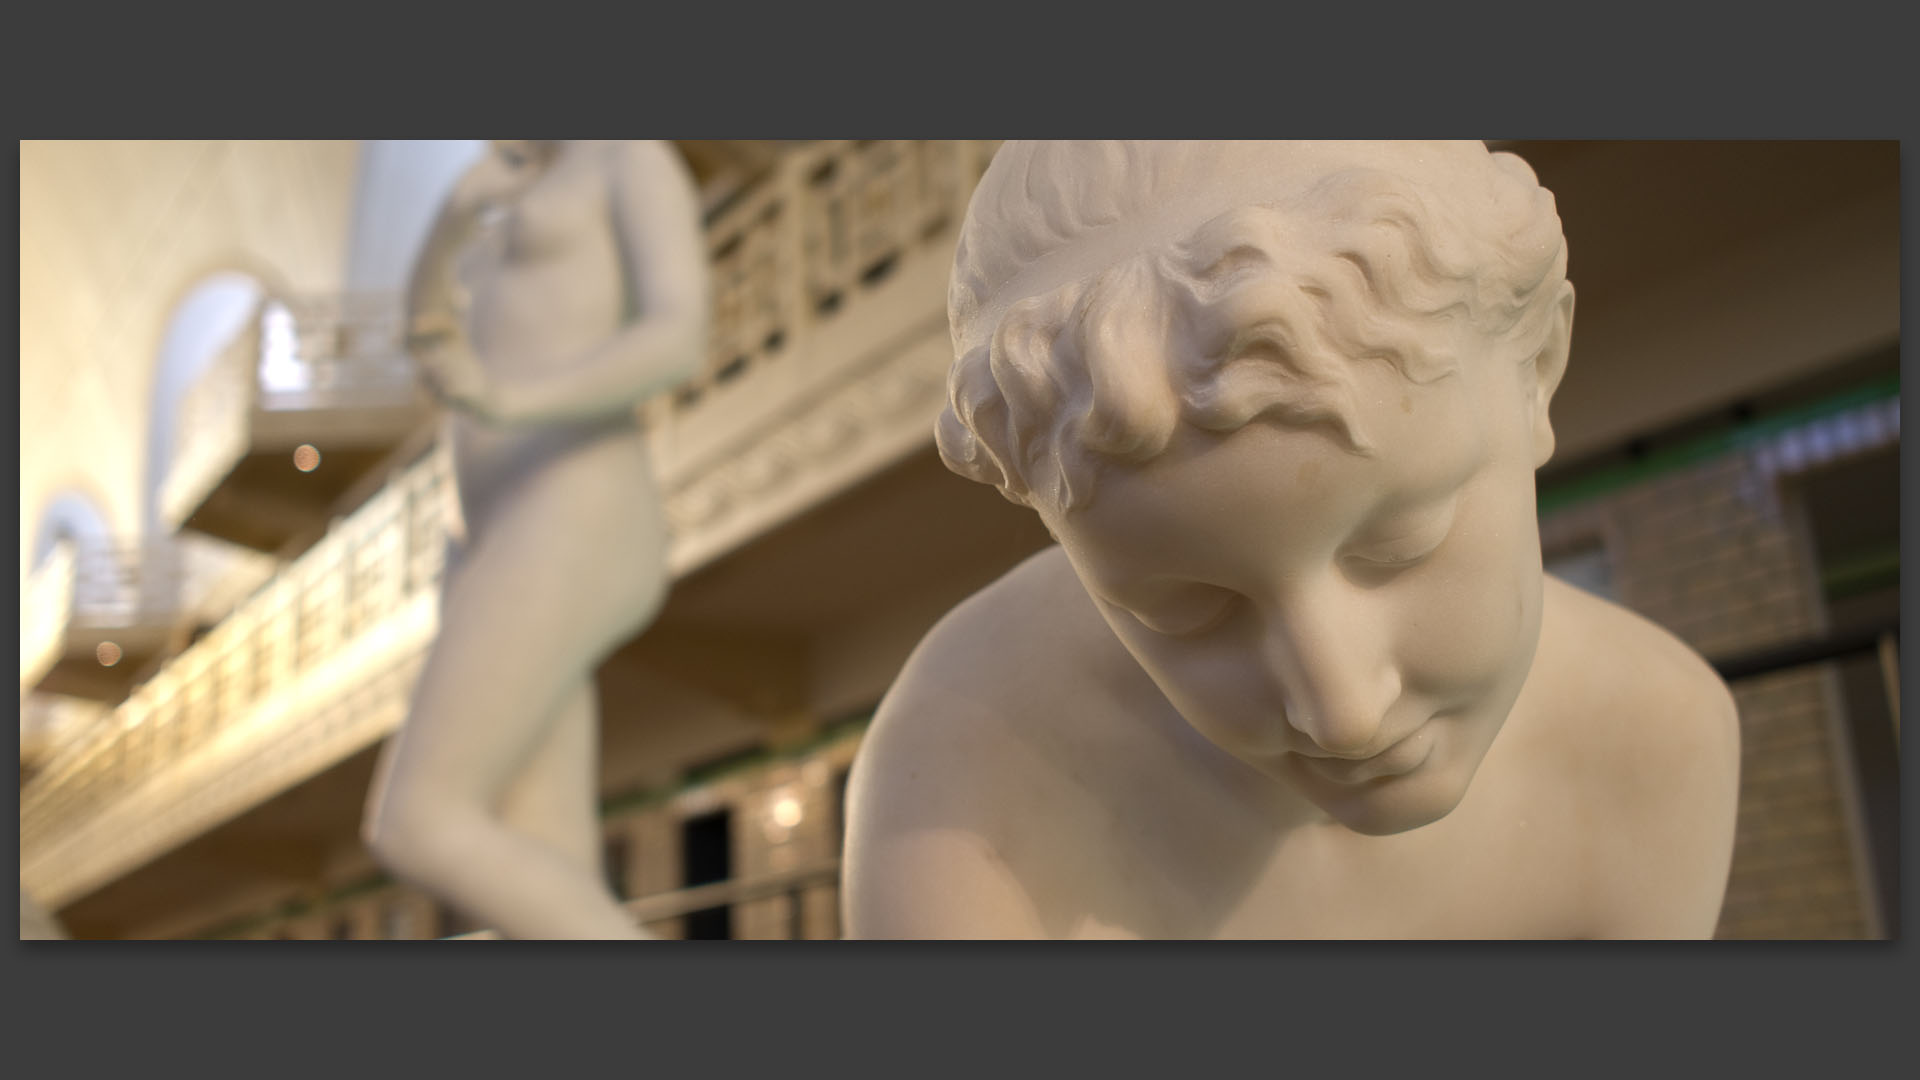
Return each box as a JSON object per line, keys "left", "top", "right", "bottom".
{"left": 899, "top": 547, "right": 1669, "bottom": 940}
{"left": 452, "top": 142, "right": 631, "bottom": 382}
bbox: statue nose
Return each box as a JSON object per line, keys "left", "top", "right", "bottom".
{"left": 1265, "top": 595, "right": 1401, "bottom": 757}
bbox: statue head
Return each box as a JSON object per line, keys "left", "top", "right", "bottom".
{"left": 489, "top": 140, "right": 561, "bottom": 169}
{"left": 937, "top": 141, "right": 1575, "bottom": 834}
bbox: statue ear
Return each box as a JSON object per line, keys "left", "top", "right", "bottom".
{"left": 1529, "top": 282, "right": 1574, "bottom": 467}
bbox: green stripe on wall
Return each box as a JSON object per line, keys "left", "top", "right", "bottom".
{"left": 1537, "top": 374, "right": 1900, "bottom": 518}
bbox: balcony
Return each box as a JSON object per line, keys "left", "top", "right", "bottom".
{"left": 21, "top": 140, "right": 1010, "bottom": 917}
{"left": 21, "top": 538, "right": 193, "bottom": 704}
{"left": 159, "top": 293, "right": 431, "bottom": 554}
{"left": 21, "top": 442, "right": 454, "bottom": 905}
{"left": 20, "top": 531, "right": 281, "bottom": 702}
{"left": 20, "top": 695, "right": 108, "bottom": 784}
{"left": 648, "top": 138, "right": 997, "bottom": 574}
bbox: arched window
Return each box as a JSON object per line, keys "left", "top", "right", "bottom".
{"left": 144, "top": 273, "right": 265, "bottom": 534}
{"left": 30, "top": 490, "right": 111, "bottom": 573}
{"left": 257, "top": 300, "right": 305, "bottom": 394}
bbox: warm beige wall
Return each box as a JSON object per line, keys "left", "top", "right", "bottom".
{"left": 19, "top": 140, "right": 364, "bottom": 584}
{"left": 1552, "top": 182, "right": 1900, "bottom": 464}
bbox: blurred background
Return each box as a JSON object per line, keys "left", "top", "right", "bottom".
{"left": 17, "top": 140, "right": 1900, "bottom": 940}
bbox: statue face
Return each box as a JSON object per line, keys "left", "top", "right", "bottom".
{"left": 1045, "top": 325, "right": 1548, "bottom": 836}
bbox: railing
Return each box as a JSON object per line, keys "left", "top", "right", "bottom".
{"left": 446, "top": 859, "right": 844, "bottom": 941}
{"left": 19, "top": 442, "right": 455, "bottom": 852}
{"left": 18, "top": 531, "right": 274, "bottom": 690}
{"left": 22, "top": 141, "right": 1002, "bottom": 901}
{"left": 176, "top": 533, "right": 282, "bottom": 627}
{"left": 20, "top": 536, "right": 187, "bottom": 695}
{"left": 19, "top": 695, "right": 108, "bottom": 775}
{"left": 64, "top": 538, "right": 189, "bottom": 628}
{"left": 659, "top": 139, "right": 994, "bottom": 416}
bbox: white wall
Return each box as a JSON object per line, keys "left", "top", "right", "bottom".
{"left": 20, "top": 141, "right": 364, "bottom": 586}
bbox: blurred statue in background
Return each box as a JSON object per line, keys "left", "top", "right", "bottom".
{"left": 364, "top": 140, "right": 709, "bottom": 939}
{"left": 844, "top": 141, "right": 1742, "bottom": 939}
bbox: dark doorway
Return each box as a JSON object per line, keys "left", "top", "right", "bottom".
{"left": 681, "top": 809, "right": 734, "bottom": 940}
{"left": 604, "top": 832, "right": 632, "bottom": 901}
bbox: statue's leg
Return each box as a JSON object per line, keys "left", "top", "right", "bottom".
{"left": 494, "top": 678, "right": 646, "bottom": 925}
{"left": 496, "top": 678, "right": 599, "bottom": 872}
{"left": 365, "top": 457, "right": 663, "bottom": 940}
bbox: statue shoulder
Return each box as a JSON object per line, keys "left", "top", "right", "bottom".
{"left": 842, "top": 546, "right": 1118, "bottom": 937}
{"left": 876, "top": 545, "right": 1102, "bottom": 737}
{"left": 1543, "top": 576, "right": 1739, "bottom": 748}
{"left": 1534, "top": 577, "right": 1741, "bottom": 936}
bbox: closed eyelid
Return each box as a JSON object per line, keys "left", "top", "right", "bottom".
{"left": 1346, "top": 500, "right": 1459, "bottom": 562}
{"left": 1129, "top": 606, "right": 1234, "bottom": 638}
{"left": 1114, "top": 584, "right": 1239, "bottom": 637}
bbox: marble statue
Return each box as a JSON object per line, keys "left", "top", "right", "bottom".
{"left": 363, "top": 140, "right": 709, "bottom": 939}
{"left": 843, "top": 141, "right": 1742, "bottom": 939}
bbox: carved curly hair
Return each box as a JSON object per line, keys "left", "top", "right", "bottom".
{"left": 936, "top": 141, "right": 1568, "bottom": 513}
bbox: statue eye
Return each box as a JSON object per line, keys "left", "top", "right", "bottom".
{"left": 1126, "top": 588, "right": 1239, "bottom": 637}
{"left": 1345, "top": 501, "right": 1458, "bottom": 577}
{"left": 1344, "top": 531, "right": 1447, "bottom": 582}
{"left": 1352, "top": 542, "right": 1438, "bottom": 568}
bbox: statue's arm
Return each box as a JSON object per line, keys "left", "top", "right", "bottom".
{"left": 839, "top": 644, "right": 1053, "bottom": 939}
{"left": 404, "top": 156, "right": 501, "bottom": 342}
{"left": 842, "top": 820, "right": 1050, "bottom": 940}
{"left": 484, "top": 140, "right": 711, "bottom": 428}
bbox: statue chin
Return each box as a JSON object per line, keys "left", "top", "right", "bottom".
{"left": 1277, "top": 743, "right": 1479, "bottom": 837}
{"left": 1338, "top": 793, "right": 1466, "bottom": 838}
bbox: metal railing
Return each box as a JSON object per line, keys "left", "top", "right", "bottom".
{"left": 64, "top": 539, "right": 188, "bottom": 628}
{"left": 19, "top": 443, "right": 455, "bottom": 849}
{"left": 444, "top": 859, "right": 844, "bottom": 941}
{"left": 668, "top": 139, "right": 994, "bottom": 411}
{"left": 19, "top": 695, "right": 108, "bottom": 775}
{"left": 1711, "top": 618, "right": 1899, "bottom": 683}
{"left": 22, "top": 141, "right": 1001, "bottom": 887}
{"left": 19, "top": 536, "right": 188, "bottom": 697}
{"left": 19, "top": 534, "right": 279, "bottom": 684}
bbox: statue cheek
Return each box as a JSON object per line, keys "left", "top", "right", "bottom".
{"left": 1398, "top": 577, "right": 1532, "bottom": 693}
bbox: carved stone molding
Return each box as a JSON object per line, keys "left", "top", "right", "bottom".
{"left": 664, "top": 315, "right": 951, "bottom": 577}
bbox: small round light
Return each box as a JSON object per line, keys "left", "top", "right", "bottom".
{"left": 293, "top": 445, "right": 321, "bottom": 472}
{"left": 770, "top": 795, "right": 804, "bottom": 829}
{"left": 96, "top": 641, "right": 123, "bottom": 667}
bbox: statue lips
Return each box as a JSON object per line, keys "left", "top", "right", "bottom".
{"left": 1294, "top": 722, "right": 1437, "bottom": 786}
